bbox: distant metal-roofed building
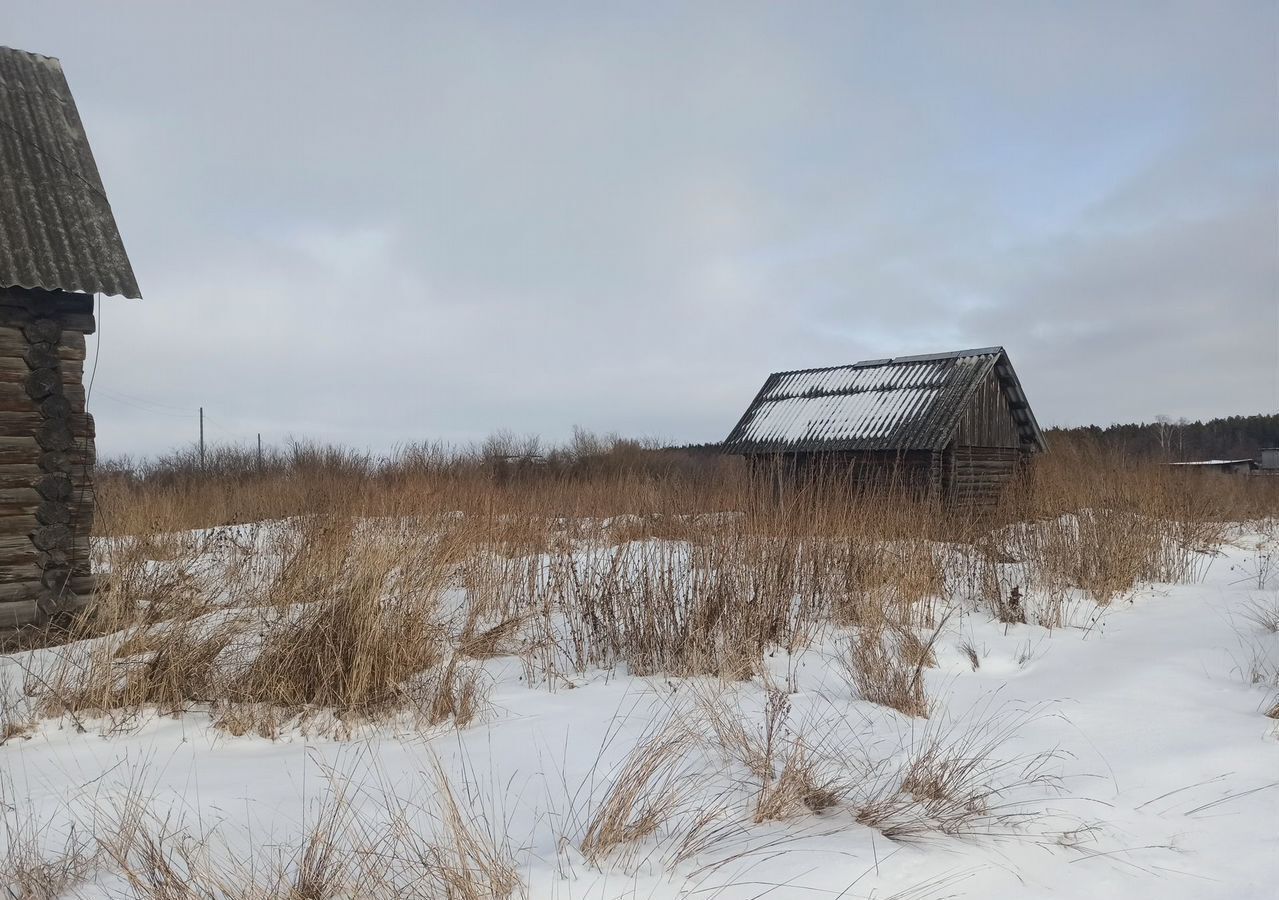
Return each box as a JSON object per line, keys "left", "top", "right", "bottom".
{"left": 723, "top": 347, "right": 1045, "bottom": 505}
{"left": 1167, "top": 459, "right": 1257, "bottom": 475}
{"left": 0, "top": 46, "right": 140, "bottom": 631}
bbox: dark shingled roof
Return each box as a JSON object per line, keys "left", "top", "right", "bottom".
{"left": 723, "top": 347, "right": 1045, "bottom": 454}
{"left": 0, "top": 46, "right": 140, "bottom": 298}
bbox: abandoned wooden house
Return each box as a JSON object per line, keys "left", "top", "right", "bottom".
{"left": 722, "top": 347, "right": 1045, "bottom": 505}
{"left": 0, "top": 47, "right": 140, "bottom": 629}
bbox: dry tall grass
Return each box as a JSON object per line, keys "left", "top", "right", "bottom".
{"left": 3, "top": 434, "right": 1271, "bottom": 736}
{"left": 53, "top": 759, "right": 525, "bottom": 900}
{"left": 850, "top": 704, "right": 1066, "bottom": 841}
{"left": 579, "top": 718, "right": 702, "bottom": 864}
{"left": 842, "top": 620, "right": 942, "bottom": 718}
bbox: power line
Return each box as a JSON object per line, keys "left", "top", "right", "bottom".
{"left": 202, "top": 416, "right": 257, "bottom": 445}
{"left": 93, "top": 392, "right": 198, "bottom": 418}
{"left": 93, "top": 386, "right": 194, "bottom": 413}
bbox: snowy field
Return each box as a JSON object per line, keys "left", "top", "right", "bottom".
{"left": 2, "top": 519, "right": 1277, "bottom": 899}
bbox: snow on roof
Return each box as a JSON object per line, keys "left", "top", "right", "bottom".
{"left": 723, "top": 347, "right": 1044, "bottom": 454}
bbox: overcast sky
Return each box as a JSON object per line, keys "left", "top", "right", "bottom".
{"left": 7, "top": 2, "right": 1277, "bottom": 457}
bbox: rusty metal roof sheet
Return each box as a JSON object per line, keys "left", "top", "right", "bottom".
{"left": 0, "top": 47, "right": 140, "bottom": 298}
{"left": 723, "top": 347, "right": 1045, "bottom": 454}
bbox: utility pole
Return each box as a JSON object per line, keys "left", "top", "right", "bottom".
{"left": 199, "top": 406, "right": 205, "bottom": 468}
{"left": 257, "top": 433, "right": 262, "bottom": 471}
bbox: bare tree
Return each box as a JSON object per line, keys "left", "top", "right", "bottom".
{"left": 1155, "top": 415, "right": 1172, "bottom": 459}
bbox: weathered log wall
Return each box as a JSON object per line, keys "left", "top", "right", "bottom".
{"left": 747, "top": 446, "right": 1031, "bottom": 510}
{"left": 944, "top": 445, "right": 1023, "bottom": 509}
{"left": 0, "top": 288, "right": 96, "bottom": 630}
{"left": 748, "top": 450, "right": 943, "bottom": 499}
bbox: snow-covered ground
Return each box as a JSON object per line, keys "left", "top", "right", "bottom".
{"left": 2, "top": 527, "right": 1277, "bottom": 899}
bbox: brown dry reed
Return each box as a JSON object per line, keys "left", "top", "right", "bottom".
{"left": 7, "top": 432, "right": 1273, "bottom": 733}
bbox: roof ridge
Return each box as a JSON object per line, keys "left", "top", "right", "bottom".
{"left": 764, "top": 346, "right": 1005, "bottom": 379}
{"left": 0, "top": 47, "right": 61, "bottom": 64}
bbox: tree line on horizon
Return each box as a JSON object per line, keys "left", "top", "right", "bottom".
{"left": 1044, "top": 413, "right": 1278, "bottom": 462}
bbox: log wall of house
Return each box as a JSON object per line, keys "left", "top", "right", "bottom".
{"left": 0, "top": 288, "right": 97, "bottom": 630}
{"left": 944, "top": 446, "right": 1022, "bottom": 508}
{"left": 946, "top": 370, "right": 1031, "bottom": 507}
{"left": 750, "top": 450, "right": 943, "bottom": 499}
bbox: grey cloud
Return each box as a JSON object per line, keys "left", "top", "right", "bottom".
{"left": 4, "top": 1, "right": 1274, "bottom": 456}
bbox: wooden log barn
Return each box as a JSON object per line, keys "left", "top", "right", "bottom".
{"left": 722, "top": 348, "right": 1046, "bottom": 506}
{"left": 0, "top": 47, "right": 141, "bottom": 629}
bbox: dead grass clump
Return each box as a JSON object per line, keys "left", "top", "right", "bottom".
{"left": 233, "top": 597, "right": 441, "bottom": 712}
{"left": 1241, "top": 596, "right": 1279, "bottom": 633}
{"left": 460, "top": 551, "right": 540, "bottom": 625}
{"left": 0, "top": 847, "right": 91, "bottom": 900}
{"left": 891, "top": 621, "right": 939, "bottom": 670}
{"left": 405, "top": 655, "right": 487, "bottom": 727}
{"left": 282, "top": 795, "right": 358, "bottom": 900}
{"left": 226, "top": 526, "right": 451, "bottom": 714}
{"left": 579, "top": 719, "right": 700, "bottom": 864}
{"left": 852, "top": 707, "right": 1064, "bottom": 841}
{"left": 85, "top": 783, "right": 213, "bottom": 898}
{"left": 0, "top": 720, "right": 33, "bottom": 745}
{"left": 842, "top": 623, "right": 939, "bottom": 718}
{"left": 545, "top": 522, "right": 849, "bottom": 681}
{"left": 756, "top": 747, "right": 844, "bottom": 820}
{"left": 0, "top": 793, "right": 92, "bottom": 900}
{"left": 265, "top": 514, "right": 359, "bottom": 608}
{"left": 89, "top": 762, "right": 525, "bottom": 899}
{"left": 27, "top": 519, "right": 484, "bottom": 736}
{"left": 695, "top": 688, "right": 1069, "bottom": 844}
{"left": 409, "top": 759, "right": 524, "bottom": 900}
{"left": 1007, "top": 510, "right": 1157, "bottom": 604}
{"left": 36, "top": 623, "right": 230, "bottom": 723}
{"left": 1006, "top": 449, "right": 1231, "bottom": 603}
{"left": 746, "top": 690, "right": 849, "bottom": 818}
{"left": 0, "top": 670, "right": 35, "bottom": 745}
{"left": 82, "top": 532, "right": 216, "bottom": 635}
{"left": 548, "top": 540, "right": 768, "bottom": 680}
{"left": 702, "top": 689, "right": 849, "bottom": 823}
{"left": 458, "top": 615, "right": 525, "bottom": 660}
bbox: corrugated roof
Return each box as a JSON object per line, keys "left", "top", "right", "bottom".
{"left": 0, "top": 46, "right": 140, "bottom": 298}
{"left": 723, "top": 347, "right": 1045, "bottom": 454}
